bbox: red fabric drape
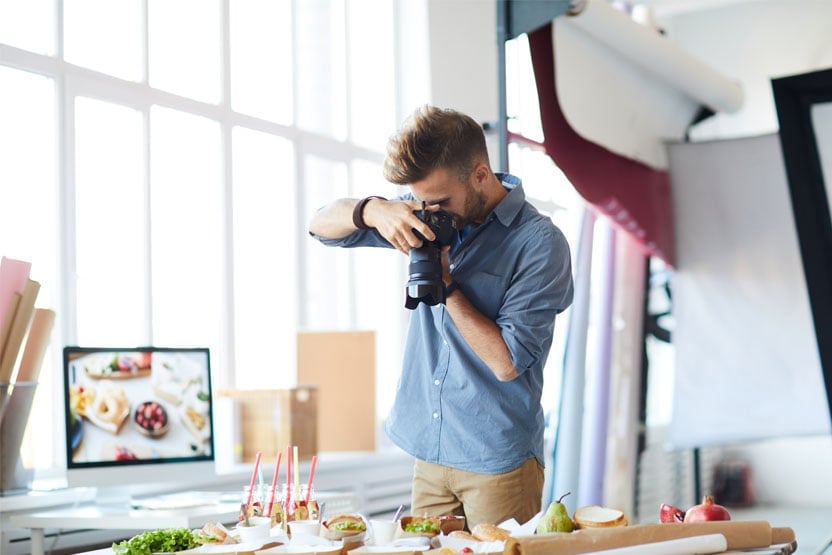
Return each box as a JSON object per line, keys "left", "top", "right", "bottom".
{"left": 527, "top": 22, "right": 675, "bottom": 265}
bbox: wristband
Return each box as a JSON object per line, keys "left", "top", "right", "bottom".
{"left": 352, "top": 196, "right": 386, "bottom": 230}
{"left": 444, "top": 281, "right": 460, "bottom": 300}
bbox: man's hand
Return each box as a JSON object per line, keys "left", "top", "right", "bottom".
{"left": 441, "top": 246, "right": 453, "bottom": 285}
{"left": 364, "top": 199, "right": 440, "bottom": 255}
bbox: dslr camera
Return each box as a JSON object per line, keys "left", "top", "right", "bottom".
{"left": 405, "top": 206, "right": 457, "bottom": 309}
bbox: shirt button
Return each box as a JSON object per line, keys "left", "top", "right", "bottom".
{"left": 449, "top": 263, "right": 455, "bottom": 270}
{"left": 434, "top": 379, "right": 440, "bottom": 386}
{"left": 432, "top": 412, "right": 439, "bottom": 419}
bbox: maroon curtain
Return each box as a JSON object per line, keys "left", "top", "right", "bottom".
{"left": 527, "top": 22, "right": 675, "bottom": 265}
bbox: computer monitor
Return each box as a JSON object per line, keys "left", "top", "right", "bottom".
{"left": 62, "top": 346, "right": 217, "bottom": 502}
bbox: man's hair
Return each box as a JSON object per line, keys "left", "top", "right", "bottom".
{"left": 382, "top": 105, "right": 489, "bottom": 185}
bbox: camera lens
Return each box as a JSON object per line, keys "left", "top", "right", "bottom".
{"left": 404, "top": 245, "right": 444, "bottom": 309}
{"left": 404, "top": 208, "right": 457, "bottom": 309}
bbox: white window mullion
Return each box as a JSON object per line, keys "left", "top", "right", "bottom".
{"left": 215, "top": 0, "right": 234, "bottom": 389}
{"left": 142, "top": 102, "right": 153, "bottom": 342}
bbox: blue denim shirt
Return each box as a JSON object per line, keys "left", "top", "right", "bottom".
{"left": 312, "top": 174, "right": 574, "bottom": 474}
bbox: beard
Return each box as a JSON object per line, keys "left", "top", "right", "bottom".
{"left": 457, "top": 180, "right": 489, "bottom": 227}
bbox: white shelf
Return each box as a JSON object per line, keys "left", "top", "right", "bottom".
{"left": 0, "top": 486, "right": 95, "bottom": 511}
{"left": 9, "top": 500, "right": 242, "bottom": 531}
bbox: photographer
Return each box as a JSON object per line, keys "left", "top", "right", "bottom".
{"left": 308, "top": 105, "right": 574, "bottom": 528}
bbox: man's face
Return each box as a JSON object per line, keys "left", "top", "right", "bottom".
{"left": 409, "top": 166, "right": 486, "bottom": 227}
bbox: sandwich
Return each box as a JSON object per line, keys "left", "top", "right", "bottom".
{"left": 321, "top": 514, "right": 368, "bottom": 540}
{"left": 195, "top": 522, "right": 237, "bottom": 544}
{"left": 400, "top": 515, "right": 441, "bottom": 537}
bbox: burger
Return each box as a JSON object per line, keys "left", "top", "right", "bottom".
{"left": 321, "top": 514, "right": 368, "bottom": 540}
{"left": 400, "top": 516, "right": 441, "bottom": 537}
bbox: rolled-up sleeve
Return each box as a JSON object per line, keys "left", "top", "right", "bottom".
{"left": 309, "top": 228, "right": 394, "bottom": 249}
{"left": 498, "top": 225, "right": 574, "bottom": 375}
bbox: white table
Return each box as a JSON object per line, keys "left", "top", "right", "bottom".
{"left": 9, "top": 501, "right": 241, "bottom": 555}
{"left": 8, "top": 489, "right": 361, "bottom": 555}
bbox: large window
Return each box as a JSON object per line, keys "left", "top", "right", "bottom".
{"left": 2, "top": 2, "right": 588, "bottom": 481}
{"left": 1, "top": 0, "right": 401, "bottom": 474}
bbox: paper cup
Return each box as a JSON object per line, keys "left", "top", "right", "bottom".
{"left": 370, "top": 519, "right": 399, "bottom": 545}
{"left": 289, "top": 519, "right": 322, "bottom": 538}
{"left": 236, "top": 516, "right": 271, "bottom": 542}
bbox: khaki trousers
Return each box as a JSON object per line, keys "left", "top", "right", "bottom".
{"left": 411, "top": 457, "right": 544, "bottom": 530}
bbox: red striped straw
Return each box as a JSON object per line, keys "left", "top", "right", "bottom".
{"left": 245, "top": 451, "right": 262, "bottom": 511}
{"left": 304, "top": 455, "right": 317, "bottom": 505}
{"left": 265, "top": 451, "right": 282, "bottom": 517}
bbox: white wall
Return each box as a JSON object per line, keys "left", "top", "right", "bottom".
{"left": 426, "top": 0, "right": 499, "bottom": 125}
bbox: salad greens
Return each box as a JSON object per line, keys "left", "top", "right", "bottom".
{"left": 331, "top": 520, "right": 366, "bottom": 531}
{"left": 404, "top": 519, "right": 440, "bottom": 533}
{"left": 112, "top": 528, "right": 200, "bottom": 555}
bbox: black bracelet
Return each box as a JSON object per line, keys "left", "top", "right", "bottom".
{"left": 444, "top": 281, "right": 460, "bottom": 300}
{"left": 352, "top": 196, "right": 386, "bottom": 230}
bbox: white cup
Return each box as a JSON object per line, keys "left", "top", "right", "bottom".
{"left": 289, "top": 519, "right": 321, "bottom": 538}
{"left": 236, "top": 516, "right": 271, "bottom": 543}
{"left": 370, "top": 519, "right": 399, "bottom": 545}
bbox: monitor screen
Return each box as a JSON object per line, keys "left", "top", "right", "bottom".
{"left": 63, "top": 346, "right": 215, "bottom": 478}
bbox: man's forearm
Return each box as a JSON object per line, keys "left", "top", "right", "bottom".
{"left": 308, "top": 198, "right": 360, "bottom": 239}
{"left": 445, "top": 291, "right": 518, "bottom": 381}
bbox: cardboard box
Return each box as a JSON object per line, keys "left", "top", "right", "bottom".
{"left": 297, "top": 331, "right": 376, "bottom": 452}
{"left": 217, "top": 387, "right": 318, "bottom": 462}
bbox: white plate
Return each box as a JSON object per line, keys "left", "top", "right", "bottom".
{"left": 349, "top": 546, "right": 425, "bottom": 553}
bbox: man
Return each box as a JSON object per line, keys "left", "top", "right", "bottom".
{"left": 308, "top": 105, "right": 574, "bottom": 528}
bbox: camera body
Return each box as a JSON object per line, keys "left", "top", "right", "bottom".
{"left": 405, "top": 209, "right": 457, "bottom": 309}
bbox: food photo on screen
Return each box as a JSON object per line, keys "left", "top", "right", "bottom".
{"left": 64, "top": 348, "right": 213, "bottom": 465}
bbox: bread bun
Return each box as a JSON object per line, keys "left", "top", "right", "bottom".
{"left": 448, "top": 530, "right": 478, "bottom": 542}
{"left": 573, "top": 505, "right": 628, "bottom": 529}
{"left": 471, "top": 523, "right": 510, "bottom": 542}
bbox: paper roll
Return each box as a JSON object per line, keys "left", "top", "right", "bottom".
{"left": 771, "top": 527, "right": 796, "bottom": 545}
{"left": 563, "top": 0, "right": 743, "bottom": 113}
{"left": 505, "top": 521, "right": 774, "bottom": 555}
{"left": 0, "top": 279, "right": 40, "bottom": 383}
{"left": 14, "top": 308, "right": 55, "bottom": 383}
{"left": 587, "top": 533, "right": 727, "bottom": 555}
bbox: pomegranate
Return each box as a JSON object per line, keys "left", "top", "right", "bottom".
{"left": 659, "top": 503, "right": 685, "bottom": 523}
{"left": 683, "top": 495, "right": 731, "bottom": 522}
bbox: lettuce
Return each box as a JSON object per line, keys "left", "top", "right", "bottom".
{"left": 112, "top": 527, "right": 200, "bottom": 555}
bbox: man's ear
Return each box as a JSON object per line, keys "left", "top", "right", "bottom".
{"left": 473, "top": 162, "right": 490, "bottom": 185}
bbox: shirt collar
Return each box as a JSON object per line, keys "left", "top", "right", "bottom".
{"left": 492, "top": 172, "right": 525, "bottom": 227}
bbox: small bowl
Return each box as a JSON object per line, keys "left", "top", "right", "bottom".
{"left": 439, "top": 515, "right": 466, "bottom": 535}
{"left": 133, "top": 400, "right": 169, "bottom": 438}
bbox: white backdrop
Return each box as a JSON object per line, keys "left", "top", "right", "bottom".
{"left": 667, "top": 133, "right": 831, "bottom": 447}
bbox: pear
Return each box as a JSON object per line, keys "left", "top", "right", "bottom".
{"left": 536, "top": 492, "right": 574, "bottom": 534}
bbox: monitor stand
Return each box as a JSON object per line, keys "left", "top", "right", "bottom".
{"left": 93, "top": 485, "right": 134, "bottom": 508}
